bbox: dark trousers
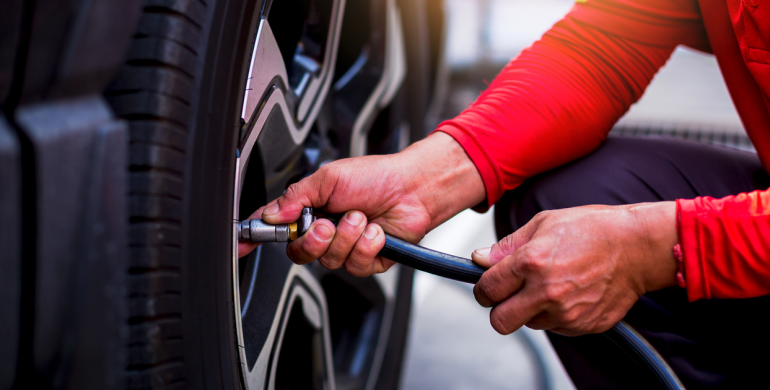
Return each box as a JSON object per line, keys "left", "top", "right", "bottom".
{"left": 494, "top": 137, "right": 770, "bottom": 389}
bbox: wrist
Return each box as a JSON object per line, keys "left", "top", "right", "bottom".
{"left": 398, "top": 132, "right": 486, "bottom": 227}
{"left": 626, "top": 201, "right": 679, "bottom": 292}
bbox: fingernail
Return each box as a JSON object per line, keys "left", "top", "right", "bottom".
{"left": 263, "top": 203, "right": 280, "bottom": 216}
{"left": 364, "top": 225, "right": 378, "bottom": 240}
{"left": 313, "top": 224, "right": 333, "bottom": 241}
{"left": 346, "top": 211, "right": 364, "bottom": 226}
{"left": 474, "top": 247, "right": 491, "bottom": 257}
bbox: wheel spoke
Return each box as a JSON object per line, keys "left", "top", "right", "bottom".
{"left": 241, "top": 20, "right": 290, "bottom": 125}
{"left": 316, "top": 268, "right": 400, "bottom": 390}
{"left": 244, "top": 265, "right": 337, "bottom": 390}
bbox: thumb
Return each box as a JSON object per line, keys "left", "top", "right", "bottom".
{"left": 262, "top": 167, "right": 338, "bottom": 224}
{"left": 472, "top": 216, "right": 542, "bottom": 268}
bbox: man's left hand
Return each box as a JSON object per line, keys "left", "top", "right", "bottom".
{"left": 472, "top": 202, "right": 679, "bottom": 336}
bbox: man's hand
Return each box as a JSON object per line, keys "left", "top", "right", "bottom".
{"left": 238, "top": 132, "right": 485, "bottom": 277}
{"left": 472, "top": 202, "right": 678, "bottom": 336}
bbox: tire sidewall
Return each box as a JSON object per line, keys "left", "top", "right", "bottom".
{"left": 177, "top": 0, "right": 263, "bottom": 387}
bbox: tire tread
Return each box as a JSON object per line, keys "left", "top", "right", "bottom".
{"left": 109, "top": 1, "right": 204, "bottom": 387}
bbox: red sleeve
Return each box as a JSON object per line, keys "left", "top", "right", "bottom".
{"left": 677, "top": 189, "right": 770, "bottom": 301}
{"left": 435, "top": 0, "right": 709, "bottom": 209}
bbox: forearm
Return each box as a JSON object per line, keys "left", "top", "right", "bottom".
{"left": 398, "top": 132, "right": 485, "bottom": 228}
{"left": 439, "top": 10, "right": 681, "bottom": 207}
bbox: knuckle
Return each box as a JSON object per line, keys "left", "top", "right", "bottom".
{"left": 534, "top": 210, "right": 552, "bottom": 221}
{"left": 356, "top": 237, "right": 379, "bottom": 257}
{"left": 308, "top": 223, "right": 331, "bottom": 243}
{"left": 560, "top": 310, "right": 581, "bottom": 326}
{"left": 542, "top": 284, "right": 569, "bottom": 304}
{"left": 283, "top": 182, "right": 302, "bottom": 200}
{"left": 315, "top": 164, "right": 331, "bottom": 176}
{"left": 342, "top": 215, "right": 366, "bottom": 233}
{"left": 347, "top": 244, "right": 377, "bottom": 276}
{"left": 344, "top": 259, "right": 371, "bottom": 277}
{"left": 502, "top": 255, "right": 523, "bottom": 278}
{"left": 327, "top": 241, "right": 355, "bottom": 262}
{"left": 493, "top": 238, "right": 514, "bottom": 257}
{"left": 318, "top": 255, "right": 343, "bottom": 270}
{"left": 518, "top": 246, "right": 548, "bottom": 273}
{"left": 307, "top": 236, "right": 331, "bottom": 256}
{"left": 310, "top": 164, "right": 333, "bottom": 183}
{"left": 316, "top": 164, "right": 339, "bottom": 183}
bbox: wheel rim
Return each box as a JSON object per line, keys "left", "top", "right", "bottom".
{"left": 233, "top": 7, "right": 342, "bottom": 385}
{"left": 231, "top": 0, "right": 407, "bottom": 388}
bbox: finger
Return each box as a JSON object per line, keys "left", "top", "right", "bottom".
{"left": 471, "top": 247, "right": 493, "bottom": 268}
{"left": 286, "top": 219, "right": 335, "bottom": 264}
{"left": 488, "top": 289, "right": 544, "bottom": 335}
{"left": 525, "top": 306, "right": 587, "bottom": 332}
{"left": 547, "top": 319, "right": 616, "bottom": 336}
{"left": 238, "top": 242, "right": 259, "bottom": 258}
{"left": 344, "top": 223, "right": 386, "bottom": 277}
{"left": 319, "top": 211, "right": 367, "bottom": 270}
{"left": 373, "top": 257, "right": 397, "bottom": 274}
{"left": 474, "top": 215, "right": 543, "bottom": 266}
{"left": 522, "top": 311, "right": 557, "bottom": 331}
{"left": 246, "top": 205, "right": 266, "bottom": 220}
{"left": 473, "top": 253, "right": 526, "bottom": 307}
{"left": 262, "top": 166, "right": 338, "bottom": 224}
{"left": 547, "top": 327, "right": 585, "bottom": 337}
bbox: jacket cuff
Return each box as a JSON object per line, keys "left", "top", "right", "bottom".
{"left": 433, "top": 122, "right": 502, "bottom": 212}
{"left": 677, "top": 198, "right": 710, "bottom": 302}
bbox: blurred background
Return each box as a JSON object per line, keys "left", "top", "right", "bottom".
{"left": 399, "top": 0, "right": 746, "bottom": 389}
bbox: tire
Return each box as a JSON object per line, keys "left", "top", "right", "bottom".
{"left": 105, "top": 0, "right": 425, "bottom": 388}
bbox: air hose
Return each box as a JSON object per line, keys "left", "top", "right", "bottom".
{"left": 380, "top": 233, "right": 686, "bottom": 390}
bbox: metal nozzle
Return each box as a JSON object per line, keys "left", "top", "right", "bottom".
{"left": 238, "top": 219, "right": 291, "bottom": 242}
{"left": 238, "top": 207, "right": 317, "bottom": 243}
{"left": 298, "top": 207, "right": 316, "bottom": 236}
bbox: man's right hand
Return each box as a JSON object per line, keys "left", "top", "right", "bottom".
{"left": 238, "top": 132, "right": 485, "bottom": 277}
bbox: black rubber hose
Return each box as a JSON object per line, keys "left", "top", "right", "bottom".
{"left": 379, "top": 234, "right": 685, "bottom": 390}
{"left": 380, "top": 234, "right": 485, "bottom": 284}
{"left": 605, "top": 321, "right": 685, "bottom": 390}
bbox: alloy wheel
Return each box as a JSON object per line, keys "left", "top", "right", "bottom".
{"left": 231, "top": 0, "right": 408, "bottom": 388}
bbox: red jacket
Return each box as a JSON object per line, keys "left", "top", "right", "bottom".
{"left": 437, "top": 0, "right": 770, "bottom": 301}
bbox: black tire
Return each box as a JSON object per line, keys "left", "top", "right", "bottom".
{"left": 106, "top": 0, "right": 420, "bottom": 388}
{"left": 107, "top": 1, "right": 244, "bottom": 387}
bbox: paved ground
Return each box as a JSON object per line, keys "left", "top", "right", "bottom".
{"left": 399, "top": 0, "right": 746, "bottom": 389}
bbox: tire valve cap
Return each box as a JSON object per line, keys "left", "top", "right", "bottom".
{"left": 237, "top": 207, "right": 316, "bottom": 243}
